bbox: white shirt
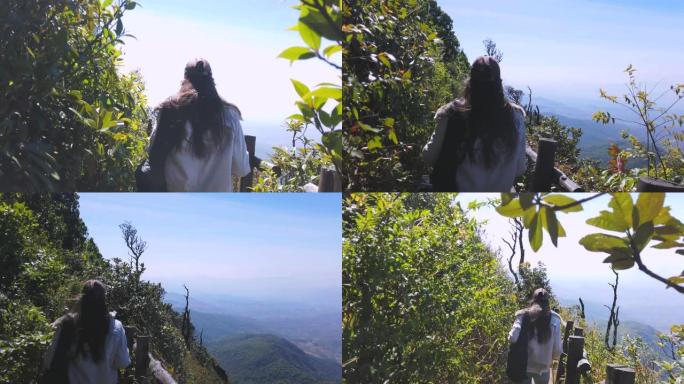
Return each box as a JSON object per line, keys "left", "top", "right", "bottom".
{"left": 422, "top": 103, "right": 527, "bottom": 191}
{"left": 152, "top": 105, "right": 251, "bottom": 192}
{"left": 44, "top": 316, "right": 131, "bottom": 384}
{"left": 508, "top": 310, "right": 563, "bottom": 375}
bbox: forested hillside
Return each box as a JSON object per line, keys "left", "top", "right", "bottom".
{"left": 208, "top": 334, "right": 341, "bottom": 384}
{"left": 342, "top": 193, "right": 684, "bottom": 383}
{"left": 342, "top": 0, "right": 684, "bottom": 192}
{"left": 0, "top": 194, "right": 226, "bottom": 383}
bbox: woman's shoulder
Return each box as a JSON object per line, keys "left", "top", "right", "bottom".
{"left": 223, "top": 102, "right": 242, "bottom": 121}
{"left": 435, "top": 99, "right": 467, "bottom": 120}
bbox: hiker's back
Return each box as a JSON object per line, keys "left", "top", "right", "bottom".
{"left": 68, "top": 317, "right": 129, "bottom": 384}
{"left": 163, "top": 104, "right": 251, "bottom": 191}
{"left": 425, "top": 101, "right": 527, "bottom": 191}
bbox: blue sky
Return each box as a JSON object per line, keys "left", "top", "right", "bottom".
{"left": 118, "top": 0, "right": 340, "bottom": 151}
{"left": 455, "top": 193, "right": 684, "bottom": 329}
{"left": 442, "top": 0, "right": 684, "bottom": 107}
{"left": 78, "top": 193, "right": 341, "bottom": 304}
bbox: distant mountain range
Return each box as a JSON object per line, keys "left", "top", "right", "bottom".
{"left": 164, "top": 292, "right": 341, "bottom": 384}
{"left": 207, "top": 334, "right": 341, "bottom": 384}
{"left": 534, "top": 97, "right": 648, "bottom": 165}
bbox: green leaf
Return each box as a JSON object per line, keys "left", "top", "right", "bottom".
{"left": 290, "top": 79, "right": 310, "bottom": 98}
{"left": 579, "top": 233, "right": 628, "bottom": 253}
{"left": 543, "top": 194, "right": 583, "bottom": 212}
{"left": 303, "top": 86, "right": 342, "bottom": 101}
{"left": 586, "top": 210, "right": 629, "bottom": 232}
{"left": 632, "top": 221, "right": 654, "bottom": 252}
{"left": 298, "top": 21, "right": 321, "bottom": 51}
{"left": 635, "top": 193, "right": 665, "bottom": 229}
{"left": 529, "top": 212, "right": 543, "bottom": 252}
{"left": 668, "top": 275, "right": 684, "bottom": 285}
{"left": 541, "top": 207, "right": 563, "bottom": 247}
{"left": 496, "top": 199, "right": 526, "bottom": 218}
{"left": 367, "top": 136, "right": 382, "bottom": 150}
{"left": 610, "top": 193, "right": 633, "bottom": 227}
{"left": 323, "top": 44, "right": 342, "bottom": 58}
{"left": 277, "top": 46, "right": 316, "bottom": 64}
{"left": 299, "top": 5, "right": 343, "bottom": 41}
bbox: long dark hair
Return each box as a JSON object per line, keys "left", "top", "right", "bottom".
{"left": 150, "top": 58, "right": 240, "bottom": 165}
{"left": 73, "top": 280, "right": 110, "bottom": 363}
{"left": 525, "top": 288, "right": 552, "bottom": 343}
{"left": 444, "top": 55, "right": 518, "bottom": 168}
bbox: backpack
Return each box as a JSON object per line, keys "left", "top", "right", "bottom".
{"left": 39, "top": 315, "right": 76, "bottom": 384}
{"left": 506, "top": 312, "right": 530, "bottom": 382}
{"left": 430, "top": 110, "right": 467, "bottom": 191}
{"left": 135, "top": 158, "right": 166, "bottom": 192}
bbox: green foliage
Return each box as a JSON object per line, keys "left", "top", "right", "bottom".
{"left": 275, "top": 0, "right": 342, "bottom": 187}
{"left": 593, "top": 65, "right": 684, "bottom": 182}
{"left": 657, "top": 324, "right": 684, "bottom": 383}
{"left": 0, "top": 0, "right": 149, "bottom": 191}
{"left": 494, "top": 193, "right": 684, "bottom": 293}
{"left": 343, "top": 0, "right": 470, "bottom": 190}
{"left": 343, "top": 193, "right": 517, "bottom": 383}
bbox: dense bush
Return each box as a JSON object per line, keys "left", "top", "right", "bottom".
{"left": 343, "top": 0, "right": 470, "bottom": 190}
{"left": 343, "top": 193, "right": 517, "bottom": 382}
{"left": 0, "top": 0, "right": 149, "bottom": 191}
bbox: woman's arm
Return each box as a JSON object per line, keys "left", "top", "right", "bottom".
{"left": 229, "top": 109, "right": 251, "bottom": 178}
{"left": 422, "top": 115, "right": 448, "bottom": 167}
{"left": 508, "top": 314, "right": 523, "bottom": 344}
{"left": 552, "top": 317, "right": 563, "bottom": 360}
{"left": 113, "top": 322, "right": 131, "bottom": 369}
{"left": 514, "top": 108, "right": 527, "bottom": 177}
{"left": 42, "top": 323, "right": 62, "bottom": 370}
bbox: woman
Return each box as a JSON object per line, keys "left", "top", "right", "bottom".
{"left": 43, "top": 280, "right": 130, "bottom": 384}
{"left": 422, "top": 55, "right": 527, "bottom": 191}
{"left": 148, "top": 58, "right": 251, "bottom": 191}
{"left": 508, "top": 288, "right": 562, "bottom": 384}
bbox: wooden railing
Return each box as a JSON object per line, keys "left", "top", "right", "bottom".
{"left": 240, "top": 135, "right": 341, "bottom": 192}
{"left": 555, "top": 320, "right": 635, "bottom": 384}
{"left": 526, "top": 138, "right": 583, "bottom": 192}
{"left": 125, "top": 326, "right": 176, "bottom": 384}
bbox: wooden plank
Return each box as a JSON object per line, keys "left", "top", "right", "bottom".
{"left": 566, "top": 335, "right": 584, "bottom": 384}
{"left": 637, "top": 176, "right": 684, "bottom": 192}
{"left": 318, "top": 168, "right": 341, "bottom": 192}
{"left": 532, "top": 138, "right": 557, "bottom": 191}
{"left": 613, "top": 366, "right": 635, "bottom": 384}
{"left": 135, "top": 336, "right": 150, "bottom": 379}
{"left": 124, "top": 326, "right": 136, "bottom": 353}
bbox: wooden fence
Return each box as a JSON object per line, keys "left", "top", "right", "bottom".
{"left": 526, "top": 138, "right": 583, "bottom": 192}
{"left": 555, "top": 320, "right": 635, "bottom": 384}
{"left": 125, "top": 326, "right": 177, "bottom": 384}
{"left": 240, "top": 135, "right": 341, "bottom": 192}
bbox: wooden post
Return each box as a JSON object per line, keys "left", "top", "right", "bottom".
{"left": 637, "top": 176, "right": 684, "bottom": 192}
{"left": 556, "top": 320, "right": 574, "bottom": 383}
{"left": 532, "top": 138, "right": 557, "bottom": 191}
{"left": 573, "top": 327, "right": 584, "bottom": 337}
{"left": 318, "top": 168, "right": 341, "bottom": 192}
{"left": 135, "top": 336, "right": 150, "bottom": 379}
{"left": 124, "top": 326, "right": 136, "bottom": 353}
{"left": 566, "top": 335, "right": 584, "bottom": 384}
{"left": 240, "top": 135, "right": 260, "bottom": 192}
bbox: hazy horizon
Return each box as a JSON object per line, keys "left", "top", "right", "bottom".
{"left": 442, "top": 0, "right": 684, "bottom": 109}
{"left": 78, "top": 193, "right": 342, "bottom": 308}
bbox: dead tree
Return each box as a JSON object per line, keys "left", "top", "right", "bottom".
{"left": 181, "top": 284, "right": 192, "bottom": 345}
{"left": 483, "top": 38, "right": 503, "bottom": 62}
{"left": 502, "top": 218, "right": 524, "bottom": 287}
{"left": 604, "top": 268, "right": 620, "bottom": 351}
{"left": 578, "top": 297, "right": 586, "bottom": 320}
{"left": 119, "top": 222, "right": 148, "bottom": 278}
